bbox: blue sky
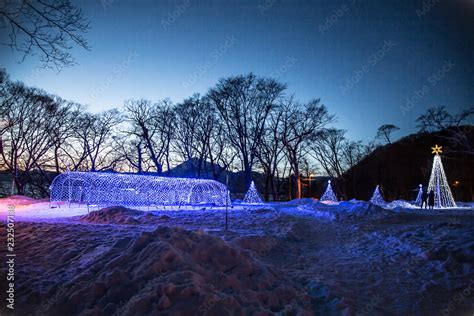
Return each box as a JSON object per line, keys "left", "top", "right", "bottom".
{"left": 1, "top": 0, "right": 473, "bottom": 142}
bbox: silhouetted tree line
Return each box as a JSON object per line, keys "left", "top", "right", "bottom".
{"left": 0, "top": 70, "right": 373, "bottom": 199}
{"left": 1, "top": 69, "right": 472, "bottom": 200}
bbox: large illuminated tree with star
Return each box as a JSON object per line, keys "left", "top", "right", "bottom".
{"left": 427, "top": 145, "right": 456, "bottom": 208}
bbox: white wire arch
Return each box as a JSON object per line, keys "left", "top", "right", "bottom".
{"left": 50, "top": 171, "right": 230, "bottom": 207}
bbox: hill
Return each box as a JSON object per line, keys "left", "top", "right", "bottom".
{"left": 342, "top": 126, "right": 474, "bottom": 201}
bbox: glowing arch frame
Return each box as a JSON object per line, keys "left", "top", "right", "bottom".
{"left": 49, "top": 171, "right": 231, "bottom": 208}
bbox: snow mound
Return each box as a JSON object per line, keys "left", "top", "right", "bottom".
{"left": 79, "top": 206, "right": 170, "bottom": 225}
{"left": 455, "top": 201, "right": 474, "bottom": 209}
{"left": 296, "top": 204, "right": 336, "bottom": 221}
{"left": 385, "top": 200, "right": 418, "bottom": 210}
{"left": 0, "top": 195, "right": 47, "bottom": 205}
{"left": 18, "top": 225, "right": 312, "bottom": 315}
{"left": 232, "top": 235, "right": 278, "bottom": 256}
{"left": 348, "top": 198, "right": 362, "bottom": 203}
{"left": 334, "top": 201, "right": 394, "bottom": 221}
{"left": 286, "top": 198, "right": 317, "bottom": 205}
{"left": 275, "top": 200, "right": 336, "bottom": 221}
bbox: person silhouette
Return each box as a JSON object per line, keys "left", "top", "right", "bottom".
{"left": 428, "top": 190, "right": 435, "bottom": 210}
{"left": 421, "top": 188, "right": 428, "bottom": 209}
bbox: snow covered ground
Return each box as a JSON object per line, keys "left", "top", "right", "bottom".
{"left": 0, "top": 196, "right": 473, "bottom": 315}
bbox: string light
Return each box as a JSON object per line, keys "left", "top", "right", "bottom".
{"left": 243, "top": 181, "right": 263, "bottom": 204}
{"left": 427, "top": 146, "right": 456, "bottom": 208}
{"left": 369, "top": 185, "right": 386, "bottom": 206}
{"left": 320, "top": 180, "right": 338, "bottom": 203}
{"left": 50, "top": 171, "right": 230, "bottom": 207}
{"left": 415, "top": 184, "right": 423, "bottom": 205}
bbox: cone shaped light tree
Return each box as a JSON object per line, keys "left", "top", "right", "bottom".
{"left": 370, "top": 185, "right": 386, "bottom": 206}
{"left": 427, "top": 145, "right": 456, "bottom": 208}
{"left": 243, "top": 181, "right": 263, "bottom": 204}
{"left": 320, "top": 180, "right": 338, "bottom": 203}
{"left": 415, "top": 184, "right": 423, "bottom": 205}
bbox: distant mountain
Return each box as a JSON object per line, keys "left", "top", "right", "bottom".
{"left": 167, "top": 158, "right": 227, "bottom": 179}
{"left": 342, "top": 126, "right": 474, "bottom": 201}
{"left": 167, "top": 158, "right": 263, "bottom": 195}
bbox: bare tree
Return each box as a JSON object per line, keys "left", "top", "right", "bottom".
{"left": 47, "top": 99, "right": 83, "bottom": 173}
{"left": 416, "top": 106, "right": 474, "bottom": 155}
{"left": 310, "top": 128, "right": 346, "bottom": 178}
{"left": 311, "top": 129, "right": 371, "bottom": 180}
{"left": 0, "top": 69, "right": 13, "bottom": 138}
{"left": 280, "top": 97, "right": 334, "bottom": 199}
{"left": 119, "top": 139, "right": 147, "bottom": 173}
{"left": 341, "top": 139, "right": 367, "bottom": 170}
{"left": 0, "top": 82, "right": 61, "bottom": 194}
{"left": 208, "top": 73, "right": 286, "bottom": 187}
{"left": 74, "top": 110, "right": 122, "bottom": 171}
{"left": 207, "top": 118, "right": 238, "bottom": 180}
{"left": 0, "top": 0, "right": 90, "bottom": 69}
{"left": 173, "top": 96, "right": 199, "bottom": 163}
{"left": 416, "top": 106, "right": 473, "bottom": 132}
{"left": 124, "top": 99, "right": 175, "bottom": 174}
{"left": 172, "top": 94, "right": 214, "bottom": 176}
{"left": 376, "top": 124, "right": 400, "bottom": 144}
{"left": 155, "top": 102, "right": 175, "bottom": 174}
{"left": 255, "top": 108, "right": 285, "bottom": 201}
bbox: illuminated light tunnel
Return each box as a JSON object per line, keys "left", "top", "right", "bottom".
{"left": 49, "top": 171, "right": 231, "bottom": 207}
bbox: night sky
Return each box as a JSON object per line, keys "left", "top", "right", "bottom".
{"left": 1, "top": 0, "right": 473, "bottom": 142}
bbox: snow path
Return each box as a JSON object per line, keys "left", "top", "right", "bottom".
{"left": 260, "top": 209, "right": 474, "bottom": 314}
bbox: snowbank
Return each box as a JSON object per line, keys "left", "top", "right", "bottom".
{"left": 79, "top": 206, "right": 171, "bottom": 225}
{"left": 6, "top": 223, "right": 312, "bottom": 315}
{"left": 0, "top": 195, "right": 47, "bottom": 205}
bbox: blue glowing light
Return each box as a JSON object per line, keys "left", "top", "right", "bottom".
{"left": 243, "top": 181, "right": 263, "bottom": 204}
{"left": 320, "top": 180, "right": 338, "bottom": 203}
{"left": 369, "top": 185, "right": 386, "bottom": 206}
{"left": 50, "top": 171, "right": 230, "bottom": 207}
{"left": 415, "top": 184, "right": 423, "bottom": 205}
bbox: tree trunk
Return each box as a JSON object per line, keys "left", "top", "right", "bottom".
{"left": 54, "top": 147, "right": 60, "bottom": 174}
{"left": 292, "top": 158, "right": 301, "bottom": 199}
{"left": 264, "top": 175, "right": 270, "bottom": 201}
{"left": 288, "top": 175, "right": 292, "bottom": 200}
{"left": 14, "top": 176, "right": 24, "bottom": 195}
{"left": 243, "top": 157, "right": 252, "bottom": 189}
{"left": 137, "top": 143, "right": 143, "bottom": 173}
{"left": 270, "top": 176, "right": 277, "bottom": 201}
{"left": 296, "top": 172, "right": 302, "bottom": 199}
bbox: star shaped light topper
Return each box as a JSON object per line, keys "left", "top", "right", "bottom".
{"left": 431, "top": 144, "right": 443, "bottom": 155}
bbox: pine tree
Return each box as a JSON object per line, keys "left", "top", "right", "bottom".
{"left": 243, "top": 181, "right": 263, "bottom": 204}
{"left": 427, "top": 145, "right": 456, "bottom": 208}
{"left": 415, "top": 184, "right": 423, "bottom": 205}
{"left": 370, "top": 185, "right": 386, "bottom": 206}
{"left": 320, "top": 180, "right": 338, "bottom": 203}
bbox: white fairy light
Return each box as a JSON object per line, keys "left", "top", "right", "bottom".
{"left": 50, "top": 171, "right": 230, "bottom": 207}
{"left": 243, "top": 180, "right": 263, "bottom": 204}
{"left": 320, "top": 180, "right": 338, "bottom": 203}
{"left": 427, "top": 145, "right": 456, "bottom": 208}
{"left": 415, "top": 184, "right": 423, "bottom": 205}
{"left": 369, "top": 185, "right": 386, "bottom": 206}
